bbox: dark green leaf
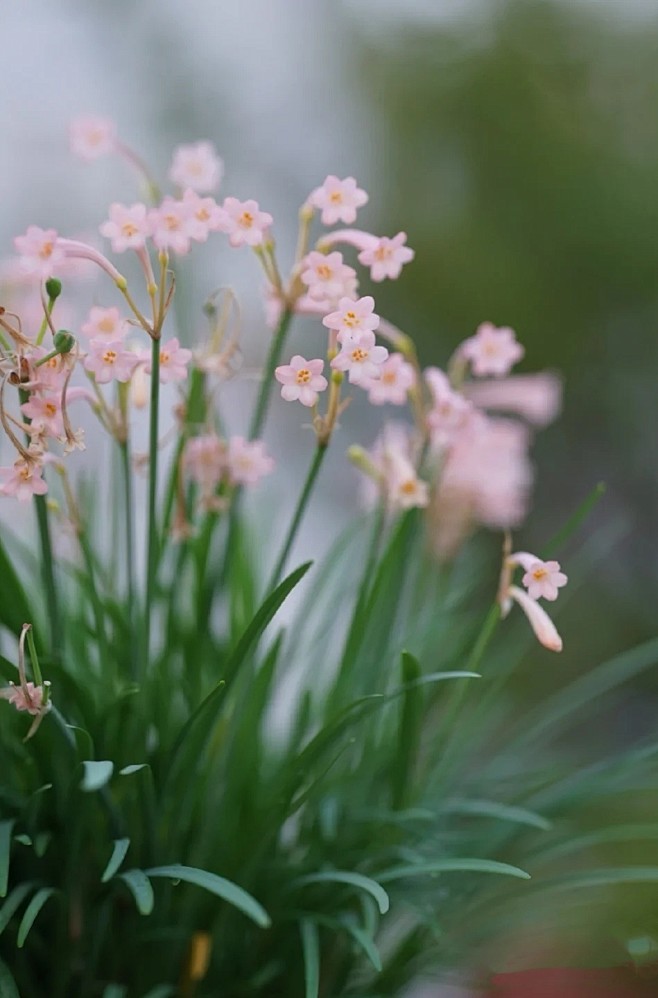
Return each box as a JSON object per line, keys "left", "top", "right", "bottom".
{"left": 145, "top": 865, "right": 270, "bottom": 928}
{"left": 0, "top": 956, "right": 19, "bottom": 998}
{"left": 0, "top": 821, "right": 14, "bottom": 897}
{"left": 294, "top": 871, "right": 389, "bottom": 914}
{"left": 81, "top": 760, "right": 114, "bottom": 792}
{"left": 118, "top": 870, "right": 154, "bottom": 916}
{"left": 17, "top": 886, "right": 56, "bottom": 947}
{"left": 300, "top": 919, "right": 320, "bottom": 998}
{"left": 378, "top": 859, "right": 531, "bottom": 883}
{"left": 0, "top": 882, "right": 34, "bottom": 935}
{"left": 102, "top": 838, "right": 130, "bottom": 883}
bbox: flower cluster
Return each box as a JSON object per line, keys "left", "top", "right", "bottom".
{"left": 498, "top": 547, "right": 569, "bottom": 652}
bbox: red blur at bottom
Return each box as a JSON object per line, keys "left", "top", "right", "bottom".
{"left": 489, "top": 966, "right": 658, "bottom": 997}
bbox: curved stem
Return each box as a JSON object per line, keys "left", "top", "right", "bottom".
{"left": 248, "top": 308, "right": 293, "bottom": 441}
{"left": 266, "top": 442, "right": 327, "bottom": 592}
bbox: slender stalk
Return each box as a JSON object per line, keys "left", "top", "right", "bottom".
{"left": 143, "top": 336, "right": 161, "bottom": 666}
{"left": 248, "top": 308, "right": 292, "bottom": 441}
{"left": 34, "top": 495, "right": 62, "bottom": 657}
{"left": 266, "top": 442, "right": 327, "bottom": 592}
{"left": 119, "top": 440, "right": 137, "bottom": 674}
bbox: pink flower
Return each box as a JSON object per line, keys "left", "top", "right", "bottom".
{"left": 56, "top": 238, "right": 124, "bottom": 283}
{"left": 183, "top": 434, "right": 225, "bottom": 490}
{"left": 14, "top": 226, "right": 66, "bottom": 280}
{"left": 506, "top": 585, "right": 563, "bottom": 652}
{"left": 149, "top": 198, "right": 191, "bottom": 255}
{"left": 181, "top": 189, "right": 224, "bottom": 242}
{"left": 100, "top": 203, "right": 151, "bottom": 253}
{"left": 331, "top": 329, "right": 388, "bottom": 385}
{"left": 21, "top": 395, "right": 65, "bottom": 438}
{"left": 366, "top": 353, "right": 415, "bottom": 405}
{"left": 424, "top": 367, "right": 472, "bottom": 446}
{"left": 25, "top": 347, "right": 70, "bottom": 392}
{"left": 217, "top": 198, "right": 273, "bottom": 247}
{"left": 308, "top": 175, "right": 368, "bottom": 225}
{"left": 0, "top": 681, "right": 44, "bottom": 714}
{"left": 511, "top": 553, "right": 568, "bottom": 601}
{"left": 81, "top": 306, "right": 126, "bottom": 340}
{"left": 300, "top": 251, "right": 358, "bottom": 303}
{"left": 69, "top": 115, "right": 117, "bottom": 161}
{"left": 459, "top": 322, "right": 525, "bottom": 378}
{"left": 84, "top": 339, "right": 138, "bottom": 384}
{"left": 322, "top": 295, "right": 379, "bottom": 338}
{"left": 462, "top": 372, "right": 562, "bottom": 428}
{"left": 168, "top": 141, "right": 223, "bottom": 193}
{"left": 275, "top": 355, "right": 328, "bottom": 407}
{"left": 358, "top": 424, "right": 428, "bottom": 511}
{"left": 358, "top": 232, "right": 415, "bottom": 282}
{"left": 143, "top": 337, "right": 192, "bottom": 384}
{"left": 226, "top": 437, "right": 274, "bottom": 486}
{"left": 0, "top": 457, "right": 48, "bottom": 501}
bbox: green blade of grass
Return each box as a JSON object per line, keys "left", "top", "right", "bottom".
{"left": 0, "top": 956, "right": 19, "bottom": 998}
{"left": 443, "top": 798, "right": 552, "bottom": 831}
{"left": 294, "top": 871, "right": 390, "bottom": 915}
{"left": 101, "top": 838, "right": 131, "bottom": 884}
{"left": 118, "top": 870, "right": 154, "bottom": 916}
{"left": 300, "top": 918, "right": 320, "bottom": 998}
{"left": 17, "top": 886, "right": 56, "bottom": 947}
{"left": 377, "top": 858, "right": 531, "bottom": 883}
{"left": 0, "top": 882, "right": 34, "bottom": 935}
{"left": 146, "top": 865, "right": 270, "bottom": 928}
{"left": 0, "top": 821, "right": 14, "bottom": 897}
{"left": 81, "top": 760, "right": 114, "bottom": 792}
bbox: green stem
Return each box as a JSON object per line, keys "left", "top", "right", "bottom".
{"left": 119, "top": 440, "right": 137, "bottom": 675}
{"left": 78, "top": 528, "right": 111, "bottom": 674}
{"left": 143, "top": 337, "right": 161, "bottom": 668}
{"left": 248, "top": 308, "right": 292, "bottom": 441}
{"left": 34, "top": 495, "right": 62, "bottom": 656}
{"left": 266, "top": 443, "right": 327, "bottom": 592}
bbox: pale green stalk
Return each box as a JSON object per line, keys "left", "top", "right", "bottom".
{"left": 143, "top": 336, "right": 161, "bottom": 667}
{"left": 248, "top": 307, "right": 293, "bottom": 441}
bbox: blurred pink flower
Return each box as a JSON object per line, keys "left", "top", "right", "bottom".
{"left": 366, "top": 353, "right": 415, "bottom": 405}
{"left": 81, "top": 306, "right": 126, "bottom": 340}
{"left": 300, "top": 251, "right": 357, "bottom": 303}
{"left": 0, "top": 680, "right": 44, "bottom": 714}
{"left": 425, "top": 367, "right": 472, "bottom": 446}
{"left": 331, "top": 329, "right": 388, "bottom": 386}
{"left": 460, "top": 322, "right": 524, "bottom": 378}
{"left": 308, "top": 175, "right": 368, "bottom": 226}
{"left": 181, "top": 189, "right": 224, "bottom": 242}
{"left": 143, "top": 337, "right": 192, "bottom": 384}
{"left": 100, "top": 203, "right": 151, "bottom": 253}
{"left": 21, "top": 395, "right": 65, "bottom": 438}
{"left": 169, "top": 141, "right": 223, "bottom": 193}
{"left": 358, "top": 232, "right": 415, "bottom": 282}
{"left": 0, "top": 457, "right": 48, "bottom": 501}
{"left": 149, "top": 198, "right": 191, "bottom": 255}
{"left": 507, "top": 585, "right": 563, "bottom": 652}
{"left": 511, "top": 553, "right": 568, "bottom": 601}
{"left": 462, "top": 372, "right": 562, "bottom": 427}
{"left": 183, "top": 434, "right": 225, "bottom": 491}
{"left": 14, "top": 226, "right": 66, "bottom": 280}
{"left": 275, "top": 355, "right": 328, "bottom": 407}
{"left": 226, "top": 437, "right": 274, "bottom": 486}
{"left": 322, "top": 295, "right": 379, "bottom": 338}
{"left": 69, "top": 115, "right": 117, "bottom": 161}
{"left": 218, "top": 197, "right": 273, "bottom": 248}
{"left": 84, "top": 339, "right": 138, "bottom": 384}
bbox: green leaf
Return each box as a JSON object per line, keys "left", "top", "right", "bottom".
{"left": 102, "top": 987, "right": 127, "bottom": 998}
{"left": 101, "top": 838, "right": 130, "bottom": 884}
{"left": 533, "top": 824, "right": 658, "bottom": 865}
{"left": 0, "top": 882, "right": 34, "bottom": 936}
{"left": 300, "top": 919, "right": 320, "bottom": 998}
{"left": 294, "top": 871, "right": 390, "bottom": 915}
{"left": 17, "top": 886, "right": 56, "bottom": 947}
{"left": 118, "top": 870, "right": 154, "bottom": 916}
{"left": 392, "top": 651, "right": 423, "bottom": 810}
{"left": 81, "top": 760, "right": 114, "bottom": 792}
{"left": 0, "top": 535, "right": 36, "bottom": 643}
{"left": 377, "top": 858, "right": 531, "bottom": 883}
{"left": 145, "top": 865, "right": 270, "bottom": 928}
{"left": 0, "top": 956, "right": 19, "bottom": 998}
{"left": 119, "top": 764, "right": 149, "bottom": 777}
{"left": 340, "top": 916, "right": 382, "bottom": 972}
{"left": 542, "top": 867, "right": 658, "bottom": 894}
{"left": 444, "top": 798, "right": 552, "bottom": 831}
{"left": 0, "top": 821, "right": 14, "bottom": 897}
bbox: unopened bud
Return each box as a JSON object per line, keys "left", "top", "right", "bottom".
{"left": 45, "top": 277, "right": 62, "bottom": 300}
{"left": 53, "top": 330, "right": 75, "bottom": 354}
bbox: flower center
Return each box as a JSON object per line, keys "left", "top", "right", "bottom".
{"left": 532, "top": 566, "right": 548, "bottom": 581}
{"left": 103, "top": 350, "right": 117, "bottom": 365}
{"left": 160, "top": 351, "right": 171, "bottom": 365}
{"left": 296, "top": 368, "right": 311, "bottom": 384}
{"left": 374, "top": 245, "right": 392, "bottom": 261}
{"left": 329, "top": 191, "right": 343, "bottom": 204}
{"left": 350, "top": 348, "right": 367, "bottom": 363}
{"left": 98, "top": 317, "right": 115, "bottom": 333}
{"left": 400, "top": 480, "right": 417, "bottom": 495}
{"left": 45, "top": 403, "right": 57, "bottom": 416}
{"left": 39, "top": 241, "right": 54, "bottom": 260}
{"left": 382, "top": 370, "right": 396, "bottom": 384}
{"left": 18, "top": 465, "right": 31, "bottom": 481}
{"left": 121, "top": 222, "right": 138, "bottom": 237}
{"left": 344, "top": 311, "right": 359, "bottom": 328}
{"left": 316, "top": 264, "right": 332, "bottom": 280}
{"left": 164, "top": 214, "right": 181, "bottom": 231}
{"left": 196, "top": 208, "right": 210, "bottom": 221}
{"left": 239, "top": 211, "right": 254, "bottom": 229}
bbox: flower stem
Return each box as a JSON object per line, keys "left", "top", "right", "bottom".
{"left": 144, "top": 336, "right": 161, "bottom": 666}
{"left": 248, "top": 307, "right": 292, "bottom": 441}
{"left": 34, "top": 494, "right": 62, "bottom": 657}
{"left": 266, "top": 442, "right": 327, "bottom": 592}
{"left": 119, "top": 440, "right": 137, "bottom": 672}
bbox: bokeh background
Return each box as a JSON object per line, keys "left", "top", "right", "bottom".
{"left": 3, "top": 0, "right": 658, "bottom": 978}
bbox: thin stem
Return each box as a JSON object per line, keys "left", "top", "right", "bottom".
{"left": 248, "top": 308, "right": 293, "bottom": 441}
{"left": 267, "top": 442, "right": 327, "bottom": 592}
{"left": 34, "top": 495, "right": 62, "bottom": 657}
{"left": 143, "top": 336, "right": 161, "bottom": 667}
{"left": 119, "top": 440, "right": 137, "bottom": 671}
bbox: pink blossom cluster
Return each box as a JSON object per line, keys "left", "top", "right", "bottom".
{"left": 499, "top": 550, "right": 569, "bottom": 653}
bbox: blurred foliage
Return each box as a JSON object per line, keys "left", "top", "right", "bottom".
{"left": 353, "top": 0, "right": 658, "bottom": 652}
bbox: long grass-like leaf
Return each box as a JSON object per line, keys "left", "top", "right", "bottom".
{"left": 299, "top": 919, "right": 320, "bottom": 998}
{"left": 0, "top": 881, "right": 34, "bottom": 936}
{"left": 340, "top": 915, "right": 382, "bottom": 972}
{"left": 377, "top": 859, "right": 531, "bottom": 883}
{"left": 0, "top": 956, "right": 19, "bottom": 998}
{"left": 16, "top": 886, "right": 56, "bottom": 947}
{"left": 294, "top": 871, "right": 390, "bottom": 914}
{"left": 0, "top": 821, "right": 14, "bottom": 897}
{"left": 444, "top": 799, "right": 552, "bottom": 831}
{"left": 145, "top": 865, "right": 270, "bottom": 928}
{"left": 101, "top": 838, "right": 131, "bottom": 883}
{"left": 118, "top": 870, "right": 154, "bottom": 916}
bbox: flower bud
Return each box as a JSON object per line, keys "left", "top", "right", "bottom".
{"left": 44, "top": 277, "right": 62, "bottom": 300}
{"left": 53, "top": 330, "right": 75, "bottom": 354}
